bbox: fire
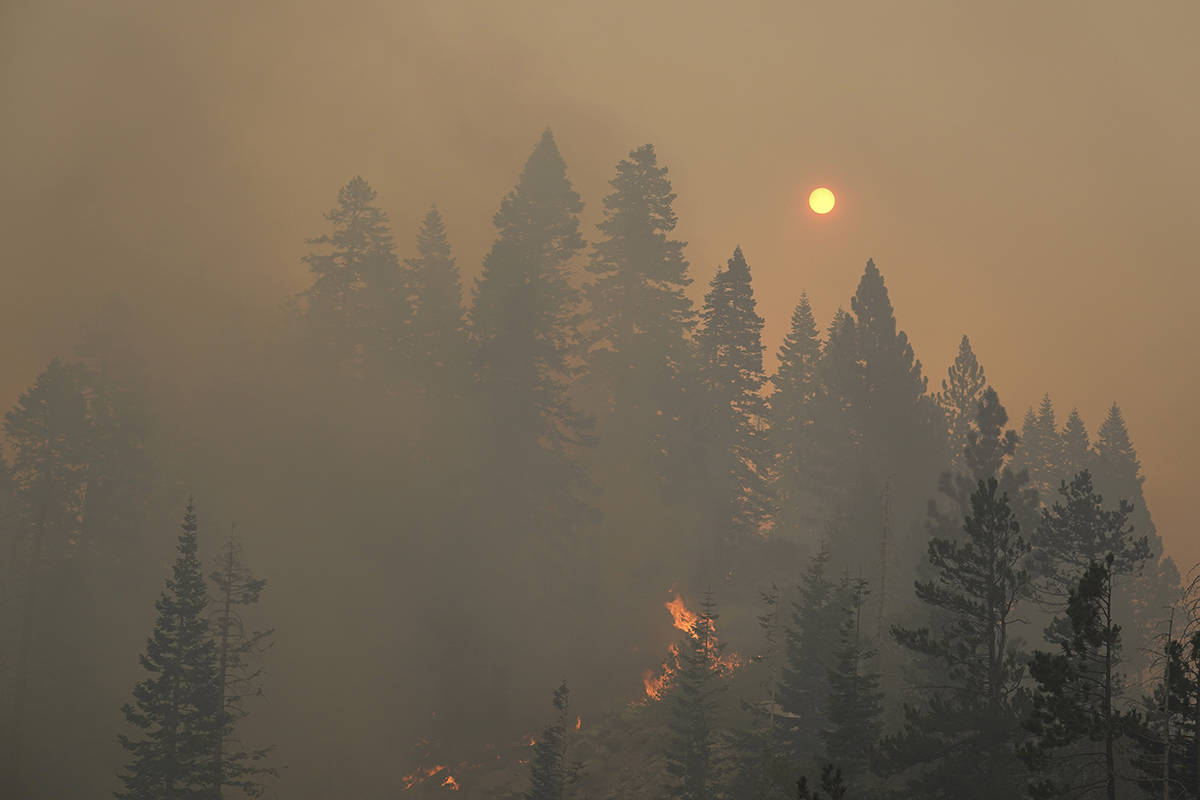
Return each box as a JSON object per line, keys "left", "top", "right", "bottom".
{"left": 641, "top": 594, "right": 742, "bottom": 701}
{"left": 441, "top": 775, "right": 459, "bottom": 791}
{"left": 528, "top": 736, "right": 535, "bottom": 746}
{"left": 665, "top": 594, "right": 699, "bottom": 634}
{"left": 575, "top": 715, "right": 582, "bottom": 730}
{"left": 402, "top": 764, "right": 448, "bottom": 791}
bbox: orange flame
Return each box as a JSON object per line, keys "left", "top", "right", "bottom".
{"left": 527, "top": 736, "right": 535, "bottom": 746}
{"left": 402, "top": 764, "right": 448, "bottom": 791}
{"left": 575, "top": 715, "right": 582, "bottom": 730}
{"left": 642, "top": 594, "right": 742, "bottom": 701}
{"left": 665, "top": 594, "right": 699, "bottom": 634}
{"left": 441, "top": 775, "right": 459, "bottom": 791}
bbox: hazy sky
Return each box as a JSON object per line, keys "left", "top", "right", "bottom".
{"left": 3, "top": 0, "right": 1198, "bottom": 563}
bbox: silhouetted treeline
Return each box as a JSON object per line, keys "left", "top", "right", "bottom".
{"left": 0, "top": 130, "right": 1185, "bottom": 799}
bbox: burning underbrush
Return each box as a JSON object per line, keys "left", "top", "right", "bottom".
{"left": 402, "top": 592, "right": 754, "bottom": 797}
{"left": 642, "top": 593, "right": 745, "bottom": 701}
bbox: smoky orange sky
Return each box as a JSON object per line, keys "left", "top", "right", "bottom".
{"left": 2, "top": 1, "right": 1198, "bottom": 563}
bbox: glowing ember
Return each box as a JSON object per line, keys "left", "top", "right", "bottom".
{"left": 528, "top": 736, "right": 535, "bottom": 747}
{"left": 575, "top": 715, "right": 582, "bottom": 730}
{"left": 441, "top": 775, "right": 459, "bottom": 791}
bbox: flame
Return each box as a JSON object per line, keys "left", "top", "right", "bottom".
{"left": 575, "top": 715, "right": 582, "bottom": 730}
{"left": 528, "top": 736, "right": 535, "bottom": 746}
{"left": 441, "top": 775, "right": 459, "bottom": 791}
{"left": 665, "top": 594, "right": 699, "bottom": 634}
{"left": 642, "top": 594, "right": 742, "bottom": 701}
{"left": 402, "top": 764, "right": 448, "bottom": 791}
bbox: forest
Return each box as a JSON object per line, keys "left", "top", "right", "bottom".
{"left": 0, "top": 128, "right": 1193, "bottom": 800}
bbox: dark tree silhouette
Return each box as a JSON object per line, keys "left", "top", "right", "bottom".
{"left": 402, "top": 205, "right": 467, "bottom": 398}
{"left": 1024, "top": 556, "right": 1138, "bottom": 800}
{"left": 694, "top": 246, "right": 768, "bottom": 563}
{"left": 934, "top": 334, "right": 987, "bottom": 471}
{"left": 2, "top": 359, "right": 91, "bottom": 792}
{"left": 582, "top": 142, "right": 695, "bottom": 470}
{"left": 525, "top": 682, "right": 576, "bottom": 800}
{"left": 209, "top": 535, "right": 275, "bottom": 797}
{"left": 882, "top": 478, "right": 1031, "bottom": 799}
{"left": 768, "top": 293, "right": 828, "bottom": 542}
{"left": 297, "top": 175, "right": 403, "bottom": 380}
{"left": 116, "top": 502, "right": 221, "bottom": 800}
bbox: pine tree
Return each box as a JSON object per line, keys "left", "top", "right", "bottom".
{"left": 1030, "top": 470, "right": 1150, "bottom": 604}
{"left": 575, "top": 143, "right": 699, "bottom": 622}
{"left": 1130, "top": 616, "right": 1200, "bottom": 799}
{"left": 1016, "top": 394, "right": 1061, "bottom": 500}
{"left": 725, "top": 585, "right": 790, "bottom": 800}
{"left": 666, "top": 594, "right": 725, "bottom": 800}
{"left": 470, "top": 129, "right": 592, "bottom": 510}
{"left": 845, "top": 259, "right": 931, "bottom": 462}
{"left": 778, "top": 546, "right": 841, "bottom": 767}
{"left": 526, "top": 682, "right": 575, "bottom": 800}
{"left": 934, "top": 334, "right": 987, "bottom": 471}
{"left": 1059, "top": 408, "right": 1090, "bottom": 481}
{"left": 116, "top": 501, "right": 222, "bottom": 800}
{"left": 297, "top": 175, "right": 403, "bottom": 379}
{"left": 1091, "top": 404, "right": 1180, "bottom": 675}
{"left": 468, "top": 130, "right": 593, "bottom": 726}
{"left": 822, "top": 578, "right": 883, "bottom": 785}
{"left": 402, "top": 205, "right": 467, "bottom": 397}
{"left": 2, "top": 359, "right": 91, "bottom": 792}
{"left": 836, "top": 260, "right": 939, "bottom": 623}
{"left": 1023, "top": 556, "right": 1139, "bottom": 800}
{"left": 209, "top": 535, "right": 275, "bottom": 797}
{"left": 808, "top": 309, "right": 861, "bottom": 525}
{"left": 695, "top": 246, "right": 768, "bottom": 558}
{"left": 1092, "top": 403, "right": 1164, "bottom": 564}
{"left": 768, "top": 294, "right": 826, "bottom": 542}
{"left": 926, "top": 387, "right": 1037, "bottom": 546}
{"left": 882, "top": 478, "right": 1032, "bottom": 799}
{"left": 582, "top": 142, "right": 695, "bottom": 465}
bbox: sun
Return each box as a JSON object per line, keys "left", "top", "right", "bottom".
{"left": 809, "top": 187, "right": 835, "bottom": 215}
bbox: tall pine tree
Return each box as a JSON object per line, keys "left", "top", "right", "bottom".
{"left": 2, "top": 359, "right": 91, "bottom": 793}
{"left": 471, "top": 129, "right": 592, "bottom": 506}
{"left": 402, "top": 205, "right": 467, "bottom": 398}
{"left": 1091, "top": 404, "right": 1180, "bottom": 675}
{"left": 581, "top": 142, "right": 695, "bottom": 467}
{"left": 934, "top": 334, "right": 987, "bottom": 472}
{"left": 1059, "top": 408, "right": 1090, "bottom": 481}
{"left": 882, "top": 478, "right": 1032, "bottom": 799}
{"left": 1024, "top": 556, "right": 1140, "bottom": 800}
{"left": 468, "top": 130, "right": 593, "bottom": 727}
{"left": 209, "top": 535, "right": 274, "bottom": 797}
{"left": 116, "top": 501, "right": 222, "bottom": 800}
{"left": 777, "top": 546, "right": 841, "bottom": 768}
{"left": 694, "top": 246, "right": 768, "bottom": 566}
{"left": 525, "top": 682, "right": 575, "bottom": 800}
{"left": 822, "top": 577, "right": 883, "bottom": 789}
{"left": 297, "top": 175, "right": 404, "bottom": 381}
{"left": 768, "top": 294, "right": 826, "bottom": 543}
